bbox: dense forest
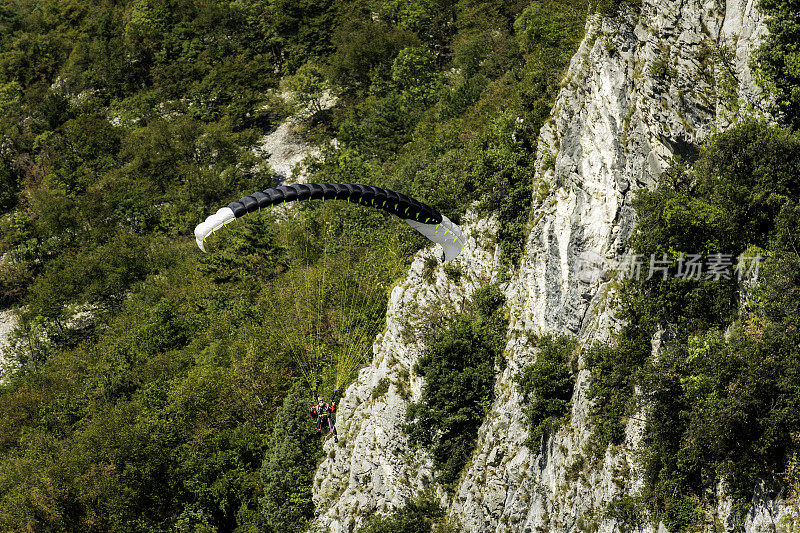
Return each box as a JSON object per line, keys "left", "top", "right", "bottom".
{"left": 0, "top": 0, "right": 798, "bottom": 531}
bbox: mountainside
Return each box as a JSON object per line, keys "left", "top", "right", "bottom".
{"left": 1, "top": 0, "right": 798, "bottom": 530}
{"left": 311, "top": 0, "right": 795, "bottom": 531}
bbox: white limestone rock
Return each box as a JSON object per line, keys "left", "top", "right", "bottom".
{"left": 0, "top": 308, "right": 18, "bottom": 379}
{"left": 312, "top": 213, "right": 501, "bottom": 532}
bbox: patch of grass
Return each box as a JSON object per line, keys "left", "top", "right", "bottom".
{"left": 372, "top": 377, "right": 391, "bottom": 399}
{"left": 443, "top": 261, "right": 462, "bottom": 283}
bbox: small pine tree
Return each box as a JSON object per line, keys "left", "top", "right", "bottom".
{"left": 259, "top": 383, "right": 324, "bottom": 532}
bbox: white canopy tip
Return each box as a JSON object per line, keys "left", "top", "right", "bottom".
{"left": 194, "top": 207, "right": 235, "bottom": 251}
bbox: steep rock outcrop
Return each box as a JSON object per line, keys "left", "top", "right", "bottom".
{"left": 313, "top": 214, "right": 500, "bottom": 532}
{"left": 452, "top": 0, "right": 768, "bottom": 530}
{"left": 312, "top": 0, "right": 787, "bottom": 531}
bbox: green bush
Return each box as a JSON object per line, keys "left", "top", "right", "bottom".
{"left": 589, "top": 0, "right": 643, "bottom": 16}
{"left": 360, "top": 496, "right": 457, "bottom": 533}
{"left": 648, "top": 58, "right": 677, "bottom": 79}
{"left": 586, "top": 330, "right": 649, "bottom": 453}
{"left": 0, "top": 261, "right": 31, "bottom": 307}
{"left": 443, "top": 261, "right": 462, "bottom": 283}
{"left": 405, "top": 285, "right": 507, "bottom": 489}
{"left": 605, "top": 495, "right": 644, "bottom": 530}
{"left": 515, "top": 335, "right": 578, "bottom": 448}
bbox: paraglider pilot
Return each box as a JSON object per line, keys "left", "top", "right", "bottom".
{"left": 310, "top": 396, "right": 338, "bottom": 443}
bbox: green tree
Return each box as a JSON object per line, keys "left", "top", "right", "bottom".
{"left": 328, "top": 20, "right": 418, "bottom": 96}
{"left": 269, "top": 0, "right": 342, "bottom": 72}
{"left": 259, "top": 383, "right": 324, "bottom": 532}
{"left": 0, "top": 156, "right": 16, "bottom": 213}
{"left": 200, "top": 213, "right": 287, "bottom": 285}
{"left": 754, "top": 0, "right": 800, "bottom": 130}
{"left": 286, "top": 61, "right": 328, "bottom": 114}
{"left": 391, "top": 46, "right": 442, "bottom": 108}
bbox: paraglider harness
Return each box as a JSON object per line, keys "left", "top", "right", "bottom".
{"left": 309, "top": 396, "right": 338, "bottom": 442}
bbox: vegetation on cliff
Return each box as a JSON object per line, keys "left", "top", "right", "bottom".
{"left": 588, "top": 120, "right": 800, "bottom": 529}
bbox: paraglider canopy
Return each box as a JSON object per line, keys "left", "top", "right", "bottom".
{"left": 194, "top": 183, "right": 467, "bottom": 261}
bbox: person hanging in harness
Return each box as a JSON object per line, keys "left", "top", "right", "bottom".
{"left": 309, "top": 396, "right": 338, "bottom": 443}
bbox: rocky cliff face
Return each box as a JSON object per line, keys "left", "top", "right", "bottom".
{"left": 312, "top": 0, "right": 792, "bottom": 531}
{"left": 313, "top": 214, "right": 501, "bottom": 530}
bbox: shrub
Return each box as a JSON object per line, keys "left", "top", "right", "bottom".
{"left": 443, "top": 261, "right": 462, "bottom": 283}
{"left": 405, "top": 285, "right": 507, "bottom": 489}
{"left": 0, "top": 261, "right": 31, "bottom": 307}
{"left": 515, "top": 335, "right": 578, "bottom": 448}
{"left": 360, "top": 496, "right": 457, "bottom": 533}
